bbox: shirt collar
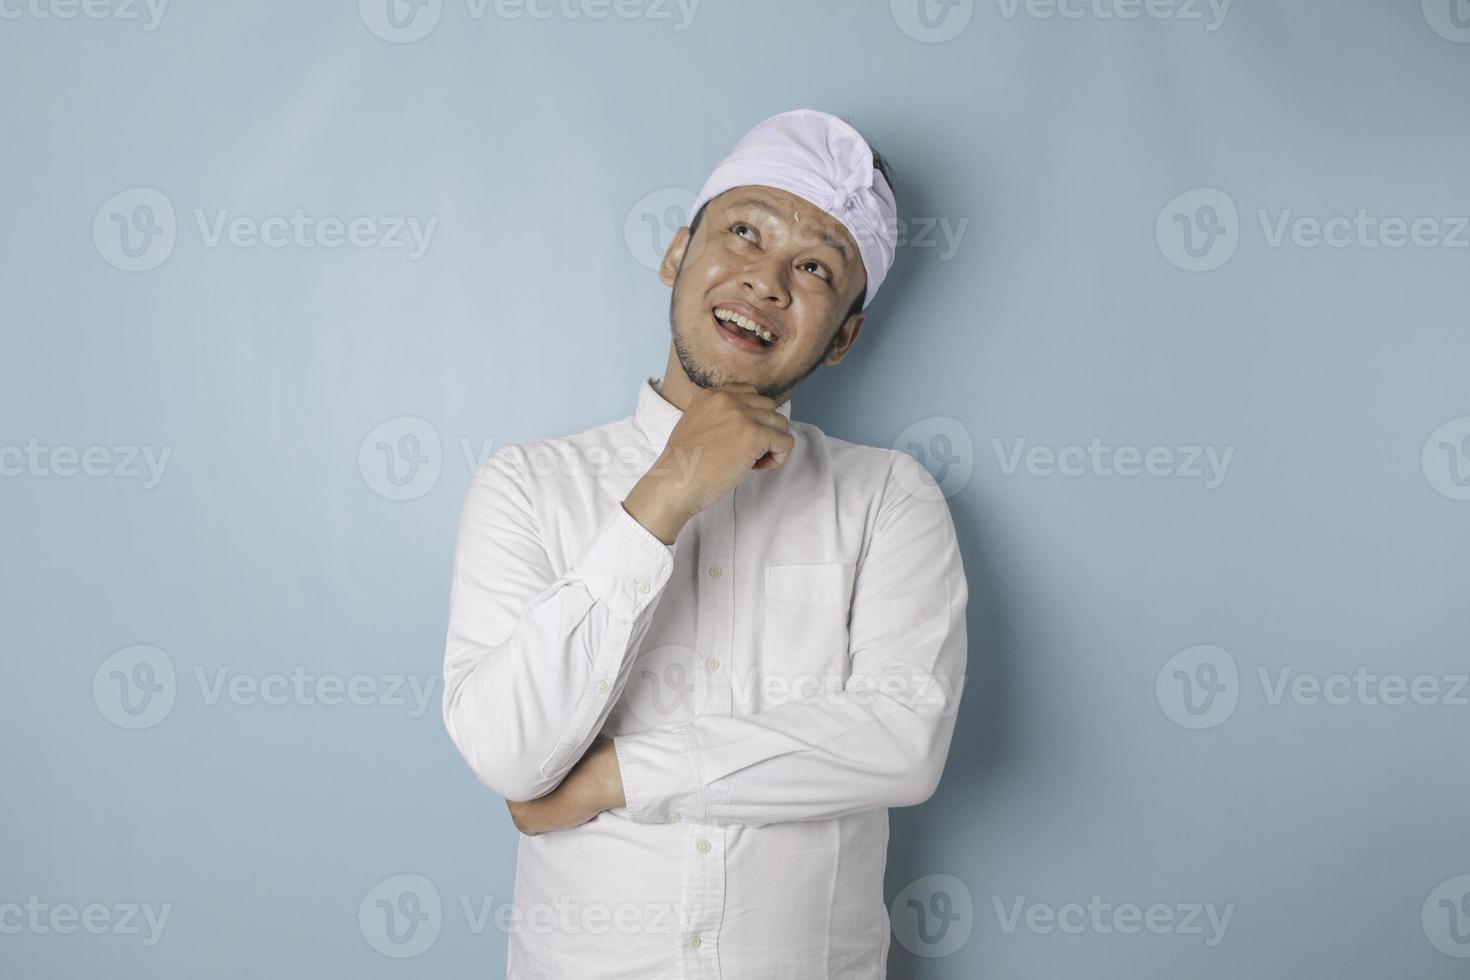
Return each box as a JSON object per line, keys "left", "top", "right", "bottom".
{"left": 635, "top": 375, "right": 793, "bottom": 452}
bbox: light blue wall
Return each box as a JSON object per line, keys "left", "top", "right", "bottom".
{"left": 3, "top": 1, "right": 1467, "bottom": 976}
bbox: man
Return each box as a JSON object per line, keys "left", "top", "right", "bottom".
{"left": 442, "top": 108, "right": 969, "bottom": 979}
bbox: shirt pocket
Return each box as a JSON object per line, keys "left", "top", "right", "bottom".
{"left": 760, "top": 561, "right": 856, "bottom": 692}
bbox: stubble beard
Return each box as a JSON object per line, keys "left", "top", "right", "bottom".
{"left": 668, "top": 270, "right": 834, "bottom": 402}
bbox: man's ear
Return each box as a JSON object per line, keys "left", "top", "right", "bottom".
{"left": 659, "top": 226, "right": 691, "bottom": 287}
{"left": 823, "top": 312, "right": 865, "bottom": 366}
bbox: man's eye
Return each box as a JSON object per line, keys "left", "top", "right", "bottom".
{"left": 801, "top": 260, "right": 832, "bottom": 281}
{"left": 731, "top": 223, "right": 758, "bottom": 242}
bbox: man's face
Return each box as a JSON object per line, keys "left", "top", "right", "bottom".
{"left": 659, "top": 185, "right": 868, "bottom": 401}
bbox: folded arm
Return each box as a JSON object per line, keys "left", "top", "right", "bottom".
{"left": 614, "top": 452, "right": 969, "bottom": 828}
{"left": 441, "top": 448, "right": 679, "bottom": 802}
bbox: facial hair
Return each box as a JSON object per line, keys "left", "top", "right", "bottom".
{"left": 668, "top": 263, "right": 837, "bottom": 402}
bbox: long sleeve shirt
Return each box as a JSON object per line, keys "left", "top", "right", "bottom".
{"left": 441, "top": 375, "right": 969, "bottom": 979}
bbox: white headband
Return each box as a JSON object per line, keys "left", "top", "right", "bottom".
{"left": 690, "top": 109, "right": 898, "bottom": 309}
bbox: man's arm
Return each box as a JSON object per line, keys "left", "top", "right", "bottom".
{"left": 441, "top": 446, "right": 679, "bottom": 803}
{"left": 614, "top": 451, "right": 969, "bottom": 828}
{"left": 444, "top": 384, "right": 796, "bottom": 811}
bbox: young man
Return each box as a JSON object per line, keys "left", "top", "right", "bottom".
{"left": 442, "top": 108, "right": 969, "bottom": 979}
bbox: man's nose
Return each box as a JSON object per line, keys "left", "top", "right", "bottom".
{"left": 741, "top": 254, "right": 790, "bottom": 305}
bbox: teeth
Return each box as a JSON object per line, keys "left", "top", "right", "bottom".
{"left": 715, "top": 308, "right": 774, "bottom": 344}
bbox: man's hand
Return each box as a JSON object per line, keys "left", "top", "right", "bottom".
{"left": 505, "top": 737, "right": 627, "bottom": 836}
{"left": 623, "top": 383, "right": 795, "bottom": 545}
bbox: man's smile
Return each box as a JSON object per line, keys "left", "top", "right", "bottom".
{"left": 711, "top": 303, "right": 781, "bottom": 353}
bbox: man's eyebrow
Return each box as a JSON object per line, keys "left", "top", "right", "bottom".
{"left": 726, "top": 196, "right": 853, "bottom": 262}
{"left": 812, "top": 229, "right": 853, "bottom": 261}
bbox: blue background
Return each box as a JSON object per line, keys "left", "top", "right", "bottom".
{"left": 3, "top": 0, "right": 1468, "bottom": 976}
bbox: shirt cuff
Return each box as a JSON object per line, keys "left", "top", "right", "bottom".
{"left": 614, "top": 724, "right": 706, "bottom": 824}
{"left": 570, "top": 501, "right": 678, "bottom": 622}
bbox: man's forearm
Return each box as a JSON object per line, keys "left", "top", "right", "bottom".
{"left": 505, "top": 737, "right": 626, "bottom": 835}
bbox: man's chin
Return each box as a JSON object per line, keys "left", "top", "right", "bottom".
{"left": 677, "top": 347, "right": 748, "bottom": 389}
{"left": 673, "top": 335, "right": 794, "bottom": 400}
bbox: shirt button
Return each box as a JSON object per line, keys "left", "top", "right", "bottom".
{"left": 667, "top": 812, "right": 681, "bottom": 822}
{"left": 707, "top": 565, "right": 722, "bottom": 578}
{"left": 635, "top": 578, "right": 649, "bottom": 593}
{"left": 596, "top": 680, "right": 610, "bottom": 694}
{"left": 696, "top": 838, "right": 712, "bottom": 854}
{"left": 705, "top": 657, "right": 720, "bottom": 672}
{"left": 687, "top": 935, "right": 702, "bottom": 949}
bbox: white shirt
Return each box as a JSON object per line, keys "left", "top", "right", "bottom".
{"left": 442, "top": 375, "right": 969, "bottom": 979}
